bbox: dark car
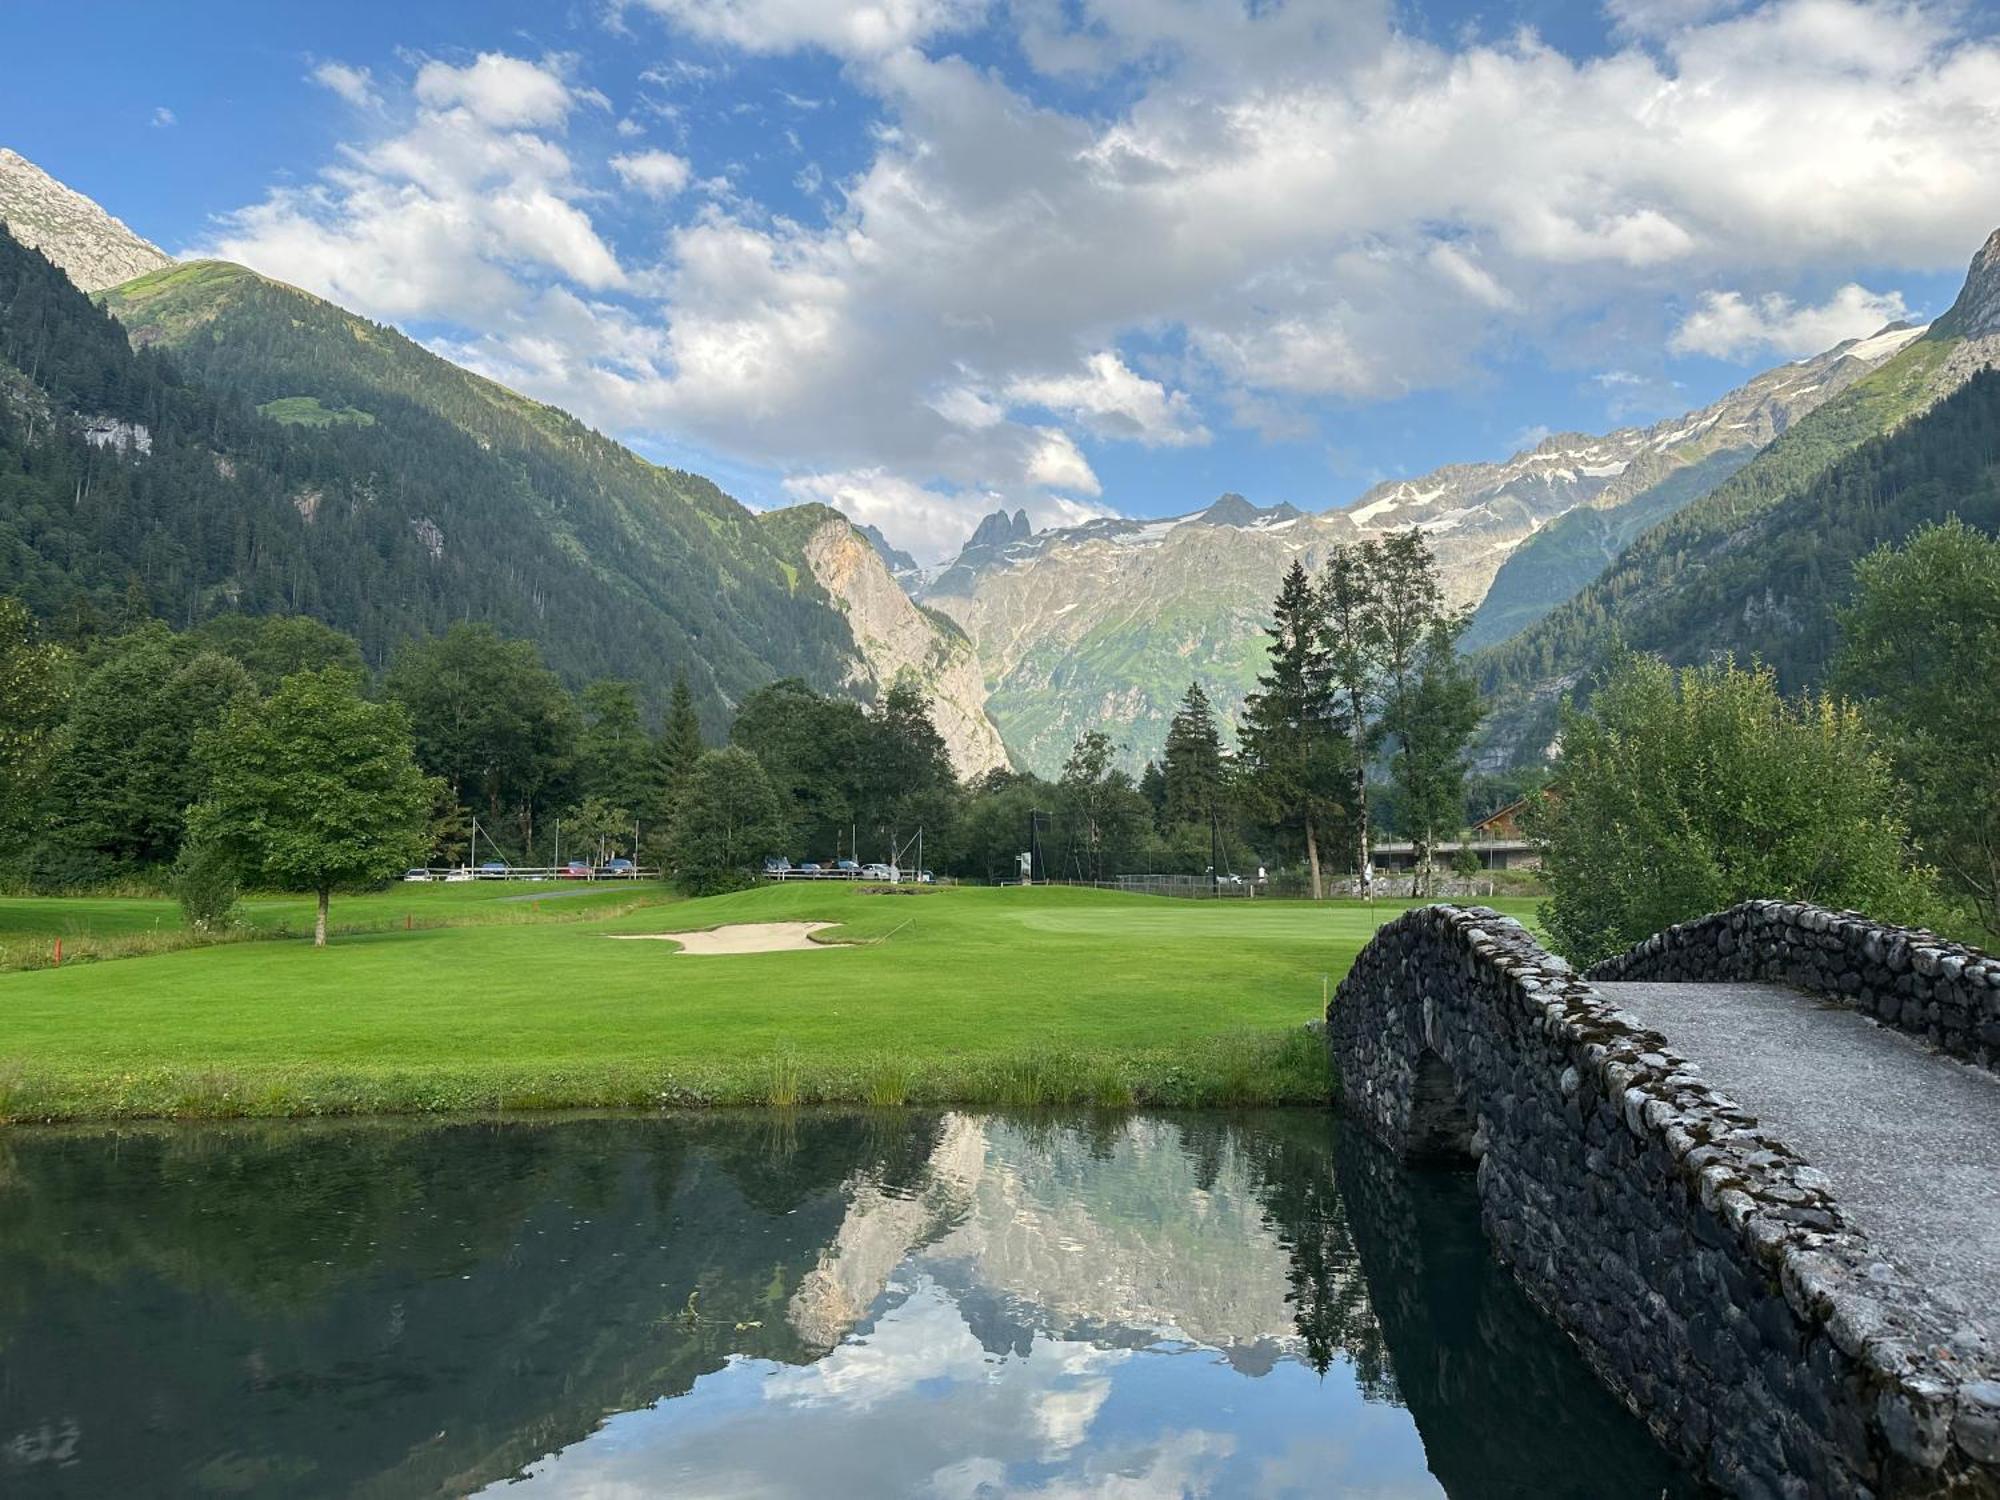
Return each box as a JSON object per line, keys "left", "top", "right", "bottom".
{"left": 601, "top": 857, "right": 638, "bottom": 877}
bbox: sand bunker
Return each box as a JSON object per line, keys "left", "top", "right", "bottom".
{"left": 608, "top": 921, "right": 839, "bottom": 954}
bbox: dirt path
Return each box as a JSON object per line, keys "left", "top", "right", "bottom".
{"left": 608, "top": 921, "right": 839, "bottom": 954}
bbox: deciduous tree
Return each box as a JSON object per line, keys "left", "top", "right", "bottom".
{"left": 578, "top": 680, "right": 652, "bottom": 813}
{"left": 0, "top": 598, "right": 69, "bottom": 848}
{"left": 668, "top": 746, "right": 787, "bottom": 894}
{"left": 1837, "top": 519, "right": 2000, "bottom": 935}
{"left": 193, "top": 669, "right": 438, "bottom": 946}
{"left": 1537, "top": 653, "right": 1943, "bottom": 966}
{"left": 385, "top": 624, "right": 579, "bottom": 859}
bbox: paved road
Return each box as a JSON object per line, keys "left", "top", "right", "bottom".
{"left": 1596, "top": 980, "right": 2000, "bottom": 1332}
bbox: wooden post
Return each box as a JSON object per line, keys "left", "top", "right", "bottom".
{"left": 53, "top": 937, "right": 62, "bottom": 968}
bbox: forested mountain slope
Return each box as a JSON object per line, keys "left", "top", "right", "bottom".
{"left": 1474, "top": 227, "right": 2000, "bottom": 763}
{"left": 92, "top": 255, "right": 860, "bottom": 725}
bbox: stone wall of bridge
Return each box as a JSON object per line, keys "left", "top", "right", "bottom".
{"left": 1587, "top": 899, "right": 2000, "bottom": 1073}
{"left": 1326, "top": 904, "right": 2000, "bottom": 1498}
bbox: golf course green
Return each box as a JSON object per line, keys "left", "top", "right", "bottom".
{"left": 0, "top": 883, "right": 1538, "bottom": 1122}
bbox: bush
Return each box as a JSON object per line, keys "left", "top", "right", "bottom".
{"left": 171, "top": 836, "right": 240, "bottom": 933}
{"left": 1537, "top": 652, "right": 1946, "bottom": 966}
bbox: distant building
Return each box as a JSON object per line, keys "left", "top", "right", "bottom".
{"left": 1471, "top": 796, "right": 1536, "bottom": 841}
{"left": 1371, "top": 793, "right": 1548, "bottom": 874}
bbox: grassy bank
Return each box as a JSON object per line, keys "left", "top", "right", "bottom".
{"left": 0, "top": 884, "right": 1538, "bottom": 1122}
{"left": 0, "top": 879, "right": 675, "bottom": 971}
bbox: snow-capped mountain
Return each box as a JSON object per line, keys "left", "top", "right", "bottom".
{"left": 916, "top": 327, "right": 1925, "bottom": 774}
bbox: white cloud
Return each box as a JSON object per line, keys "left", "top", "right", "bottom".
{"left": 1604, "top": 0, "right": 1747, "bottom": 39}
{"left": 1026, "top": 428, "right": 1101, "bottom": 496}
{"left": 929, "top": 383, "right": 1004, "bottom": 430}
{"left": 412, "top": 52, "right": 579, "bottom": 128}
{"left": 202, "top": 53, "right": 624, "bottom": 320}
{"left": 611, "top": 148, "right": 692, "bottom": 197}
{"left": 212, "top": 3, "right": 2000, "bottom": 552}
{"left": 150, "top": 107, "right": 176, "bottom": 128}
{"left": 310, "top": 62, "right": 381, "bottom": 109}
{"left": 782, "top": 467, "right": 1110, "bottom": 560}
{"left": 1669, "top": 282, "right": 1913, "bottom": 359}
{"left": 628, "top": 0, "right": 981, "bottom": 58}
{"left": 1005, "top": 352, "right": 1208, "bottom": 447}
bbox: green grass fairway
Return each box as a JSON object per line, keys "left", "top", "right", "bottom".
{"left": 0, "top": 884, "right": 1538, "bottom": 1122}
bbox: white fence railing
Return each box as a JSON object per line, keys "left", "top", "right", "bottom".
{"left": 405, "top": 866, "right": 661, "bottom": 883}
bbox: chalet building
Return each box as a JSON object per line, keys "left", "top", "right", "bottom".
{"left": 1369, "top": 794, "right": 1545, "bottom": 873}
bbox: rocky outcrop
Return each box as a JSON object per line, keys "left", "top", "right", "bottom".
{"left": 1937, "top": 228, "right": 2000, "bottom": 342}
{"left": 0, "top": 148, "right": 171, "bottom": 292}
{"left": 798, "top": 514, "right": 1010, "bottom": 779}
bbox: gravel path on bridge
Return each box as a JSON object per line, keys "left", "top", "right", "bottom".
{"left": 1596, "top": 980, "right": 2000, "bottom": 1333}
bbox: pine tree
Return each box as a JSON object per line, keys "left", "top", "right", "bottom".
{"left": 1372, "top": 532, "right": 1478, "bottom": 896}
{"left": 654, "top": 674, "right": 704, "bottom": 822}
{"left": 1239, "top": 561, "right": 1342, "bottom": 897}
{"left": 1320, "top": 543, "right": 1382, "bottom": 890}
{"left": 1387, "top": 616, "right": 1483, "bottom": 896}
{"left": 1161, "top": 682, "right": 1225, "bottom": 829}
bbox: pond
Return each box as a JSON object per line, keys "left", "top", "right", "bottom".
{"left": 0, "top": 1111, "right": 1698, "bottom": 1498}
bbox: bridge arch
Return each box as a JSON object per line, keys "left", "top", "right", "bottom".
{"left": 1327, "top": 903, "right": 2000, "bottom": 1498}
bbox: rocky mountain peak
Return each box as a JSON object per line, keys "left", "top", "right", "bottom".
{"left": 854, "top": 521, "right": 919, "bottom": 578}
{"left": 964, "top": 507, "right": 1032, "bottom": 551}
{"left": 1193, "top": 493, "right": 1258, "bottom": 526}
{"left": 0, "top": 148, "right": 173, "bottom": 292}
{"left": 1933, "top": 226, "right": 2000, "bottom": 341}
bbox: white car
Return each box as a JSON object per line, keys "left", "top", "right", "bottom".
{"left": 861, "top": 863, "right": 896, "bottom": 880}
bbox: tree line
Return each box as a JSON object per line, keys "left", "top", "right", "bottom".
{"left": 1536, "top": 519, "right": 2000, "bottom": 959}
{"left": 6, "top": 510, "right": 1987, "bottom": 951}
{"left": 0, "top": 526, "right": 1507, "bottom": 926}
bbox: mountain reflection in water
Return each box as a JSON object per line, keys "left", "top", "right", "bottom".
{"left": 0, "top": 1111, "right": 1695, "bottom": 1498}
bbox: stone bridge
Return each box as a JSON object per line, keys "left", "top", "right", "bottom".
{"left": 1327, "top": 900, "right": 2000, "bottom": 1499}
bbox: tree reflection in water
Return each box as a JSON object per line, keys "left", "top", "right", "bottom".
{"left": 0, "top": 1111, "right": 1694, "bottom": 1497}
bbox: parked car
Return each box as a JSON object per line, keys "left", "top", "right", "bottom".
{"left": 861, "top": 863, "right": 894, "bottom": 880}
{"left": 917, "top": 870, "right": 934, "bottom": 884}
{"left": 833, "top": 859, "right": 859, "bottom": 873}
{"left": 764, "top": 857, "right": 792, "bottom": 874}
{"left": 798, "top": 862, "right": 822, "bottom": 873}
{"left": 444, "top": 868, "right": 474, "bottom": 883}
{"left": 401, "top": 868, "right": 434, "bottom": 883}
{"left": 476, "top": 860, "right": 510, "bottom": 879}
{"left": 601, "top": 857, "right": 637, "bottom": 877}
{"left": 562, "top": 861, "right": 593, "bottom": 879}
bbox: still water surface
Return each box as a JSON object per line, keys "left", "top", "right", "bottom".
{"left": 0, "top": 1111, "right": 1696, "bottom": 1498}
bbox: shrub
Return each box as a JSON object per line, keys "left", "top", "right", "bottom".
{"left": 1537, "top": 652, "right": 1946, "bottom": 966}
{"left": 172, "top": 836, "right": 241, "bottom": 933}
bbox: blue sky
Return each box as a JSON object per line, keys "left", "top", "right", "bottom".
{"left": 4, "top": 0, "right": 1994, "bottom": 558}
